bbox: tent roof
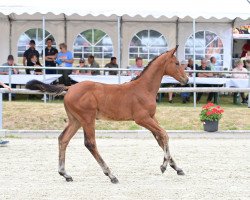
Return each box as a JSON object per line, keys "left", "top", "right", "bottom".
{"left": 0, "top": 0, "right": 249, "bottom": 22}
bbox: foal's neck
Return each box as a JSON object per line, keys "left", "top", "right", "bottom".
{"left": 136, "top": 56, "right": 166, "bottom": 96}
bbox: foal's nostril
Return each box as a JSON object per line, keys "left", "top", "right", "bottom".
{"left": 180, "top": 77, "right": 189, "bottom": 85}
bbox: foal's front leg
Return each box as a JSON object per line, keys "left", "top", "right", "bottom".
{"left": 136, "top": 117, "right": 184, "bottom": 175}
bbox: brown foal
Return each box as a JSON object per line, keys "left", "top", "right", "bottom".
{"left": 26, "top": 46, "right": 189, "bottom": 183}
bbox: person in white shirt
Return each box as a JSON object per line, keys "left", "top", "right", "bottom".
{"left": 232, "top": 59, "right": 248, "bottom": 104}
{"left": 232, "top": 59, "right": 248, "bottom": 79}
{"left": 128, "top": 57, "right": 144, "bottom": 77}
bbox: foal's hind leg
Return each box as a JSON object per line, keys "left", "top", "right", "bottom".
{"left": 83, "top": 126, "right": 119, "bottom": 184}
{"left": 58, "top": 120, "right": 80, "bottom": 182}
{"left": 136, "top": 117, "right": 184, "bottom": 175}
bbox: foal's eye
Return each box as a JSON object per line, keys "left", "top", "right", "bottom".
{"left": 175, "top": 62, "right": 180, "bottom": 66}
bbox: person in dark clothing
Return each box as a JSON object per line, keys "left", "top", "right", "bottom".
{"left": 104, "top": 57, "right": 118, "bottom": 75}
{"left": 88, "top": 55, "right": 100, "bottom": 75}
{"left": 29, "top": 54, "right": 43, "bottom": 75}
{"left": 43, "top": 38, "right": 58, "bottom": 74}
{"left": 187, "top": 58, "right": 199, "bottom": 70}
{"left": 23, "top": 40, "right": 40, "bottom": 74}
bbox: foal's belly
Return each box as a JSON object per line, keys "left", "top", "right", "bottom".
{"left": 96, "top": 104, "right": 133, "bottom": 121}
{"left": 96, "top": 113, "right": 133, "bottom": 121}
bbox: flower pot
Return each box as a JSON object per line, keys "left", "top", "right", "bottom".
{"left": 203, "top": 120, "right": 219, "bottom": 132}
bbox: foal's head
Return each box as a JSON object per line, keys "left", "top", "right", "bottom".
{"left": 163, "top": 46, "right": 189, "bottom": 85}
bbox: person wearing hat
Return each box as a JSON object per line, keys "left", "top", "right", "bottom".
{"left": 23, "top": 39, "right": 40, "bottom": 74}
{"left": 232, "top": 59, "right": 248, "bottom": 104}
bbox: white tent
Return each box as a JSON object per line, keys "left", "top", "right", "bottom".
{"left": 1, "top": 0, "right": 249, "bottom": 19}
{"left": 0, "top": 0, "right": 249, "bottom": 68}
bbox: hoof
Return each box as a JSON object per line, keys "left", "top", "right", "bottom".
{"left": 111, "top": 177, "right": 119, "bottom": 184}
{"left": 66, "top": 177, "right": 73, "bottom": 182}
{"left": 160, "top": 165, "right": 166, "bottom": 174}
{"left": 58, "top": 172, "right": 64, "bottom": 176}
{"left": 177, "top": 170, "right": 185, "bottom": 176}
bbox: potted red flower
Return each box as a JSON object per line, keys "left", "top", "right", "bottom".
{"left": 200, "top": 102, "right": 224, "bottom": 132}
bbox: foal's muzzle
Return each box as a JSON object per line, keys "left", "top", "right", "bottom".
{"left": 180, "top": 77, "right": 189, "bottom": 85}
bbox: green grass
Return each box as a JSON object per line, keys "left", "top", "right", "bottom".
{"left": 5, "top": 135, "right": 21, "bottom": 139}
{"left": 2, "top": 93, "right": 250, "bottom": 130}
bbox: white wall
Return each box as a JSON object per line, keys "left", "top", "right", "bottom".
{"left": 178, "top": 22, "right": 232, "bottom": 69}
{"left": 122, "top": 22, "right": 176, "bottom": 67}
{"left": 11, "top": 20, "right": 64, "bottom": 63}
{"left": 0, "top": 19, "right": 10, "bottom": 64}
{"left": 67, "top": 21, "right": 117, "bottom": 57}
{"left": 0, "top": 19, "right": 235, "bottom": 70}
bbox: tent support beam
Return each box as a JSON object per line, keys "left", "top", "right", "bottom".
{"left": 176, "top": 17, "right": 179, "bottom": 57}
{"left": 8, "top": 15, "right": 13, "bottom": 55}
{"left": 63, "top": 14, "right": 67, "bottom": 43}
{"left": 231, "top": 17, "right": 237, "bottom": 69}
{"left": 117, "top": 16, "right": 122, "bottom": 84}
{"left": 42, "top": 16, "right": 46, "bottom": 103}
{"left": 192, "top": 18, "right": 197, "bottom": 108}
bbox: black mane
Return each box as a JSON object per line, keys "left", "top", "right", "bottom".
{"left": 130, "top": 52, "right": 167, "bottom": 81}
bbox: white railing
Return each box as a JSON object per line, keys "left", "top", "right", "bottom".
{"left": 1, "top": 65, "right": 250, "bottom": 105}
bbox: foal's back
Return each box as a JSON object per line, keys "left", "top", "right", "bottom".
{"left": 64, "top": 81, "right": 146, "bottom": 121}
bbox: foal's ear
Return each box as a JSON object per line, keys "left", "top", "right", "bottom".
{"left": 170, "top": 45, "right": 179, "bottom": 56}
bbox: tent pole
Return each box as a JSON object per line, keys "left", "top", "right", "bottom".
{"left": 42, "top": 16, "right": 46, "bottom": 66}
{"left": 0, "top": 93, "right": 2, "bottom": 129}
{"left": 117, "top": 16, "right": 122, "bottom": 84}
{"left": 42, "top": 16, "right": 46, "bottom": 103}
{"left": 231, "top": 18, "right": 236, "bottom": 70}
{"left": 8, "top": 15, "right": 12, "bottom": 101}
{"left": 176, "top": 17, "right": 179, "bottom": 58}
{"left": 193, "top": 18, "right": 196, "bottom": 108}
{"left": 8, "top": 15, "right": 12, "bottom": 55}
{"left": 63, "top": 14, "right": 67, "bottom": 43}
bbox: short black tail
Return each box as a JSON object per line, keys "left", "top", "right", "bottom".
{"left": 25, "top": 80, "right": 68, "bottom": 95}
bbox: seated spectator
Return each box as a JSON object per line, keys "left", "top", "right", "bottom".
{"left": 128, "top": 57, "right": 144, "bottom": 77}
{"left": 1, "top": 55, "right": 18, "bottom": 99}
{"left": 196, "top": 59, "right": 215, "bottom": 103}
{"left": 208, "top": 56, "right": 223, "bottom": 76}
{"left": 72, "top": 59, "right": 91, "bottom": 75}
{"left": 187, "top": 58, "right": 198, "bottom": 70}
{"left": 1, "top": 55, "right": 19, "bottom": 75}
{"left": 88, "top": 55, "right": 100, "bottom": 75}
{"left": 29, "top": 54, "right": 43, "bottom": 75}
{"left": 180, "top": 60, "right": 191, "bottom": 103}
{"left": 232, "top": 59, "right": 248, "bottom": 104}
{"left": 104, "top": 57, "right": 118, "bottom": 75}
